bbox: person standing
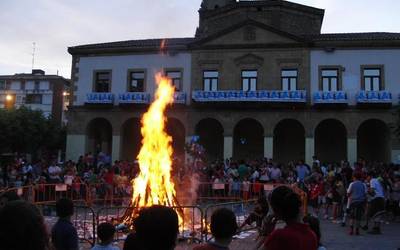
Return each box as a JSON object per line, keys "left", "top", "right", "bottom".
{"left": 51, "top": 198, "right": 79, "bottom": 250}
{"left": 347, "top": 172, "right": 367, "bottom": 235}
{"left": 296, "top": 160, "right": 309, "bottom": 183}
{"left": 366, "top": 171, "right": 386, "bottom": 234}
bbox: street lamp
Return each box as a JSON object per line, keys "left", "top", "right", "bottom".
{"left": 5, "top": 94, "right": 14, "bottom": 109}
{"left": 5, "top": 94, "right": 13, "bottom": 101}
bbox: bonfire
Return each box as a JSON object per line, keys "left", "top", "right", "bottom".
{"left": 121, "top": 74, "right": 183, "bottom": 228}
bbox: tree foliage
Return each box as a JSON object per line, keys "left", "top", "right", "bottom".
{"left": 0, "top": 107, "right": 65, "bottom": 156}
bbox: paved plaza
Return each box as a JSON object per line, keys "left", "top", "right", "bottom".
{"left": 174, "top": 220, "right": 400, "bottom": 250}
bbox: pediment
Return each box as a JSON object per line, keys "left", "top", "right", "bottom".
{"left": 193, "top": 20, "right": 304, "bottom": 47}
{"left": 234, "top": 54, "right": 264, "bottom": 67}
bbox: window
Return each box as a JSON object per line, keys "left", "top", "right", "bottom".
{"left": 0, "top": 80, "right": 5, "bottom": 90}
{"left": 94, "top": 71, "right": 111, "bottom": 92}
{"left": 203, "top": 71, "right": 218, "bottom": 91}
{"left": 242, "top": 70, "right": 257, "bottom": 91}
{"left": 10, "top": 81, "right": 21, "bottom": 90}
{"left": 34, "top": 81, "right": 40, "bottom": 90}
{"left": 166, "top": 71, "right": 182, "bottom": 91}
{"left": 363, "top": 68, "right": 381, "bottom": 91}
{"left": 281, "top": 69, "right": 298, "bottom": 91}
{"left": 321, "top": 69, "right": 339, "bottom": 91}
{"left": 25, "top": 81, "right": 34, "bottom": 90}
{"left": 128, "top": 71, "right": 145, "bottom": 92}
{"left": 39, "top": 81, "right": 49, "bottom": 90}
{"left": 25, "top": 94, "right": 42, "bottom": 104}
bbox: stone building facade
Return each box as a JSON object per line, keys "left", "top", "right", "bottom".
{"left": 66, "top": 0, "right": 400, "bottom": 165}
{"left": 0, "top": 69, "right": 70, "bottom": 124}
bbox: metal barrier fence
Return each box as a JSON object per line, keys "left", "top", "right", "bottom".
{"left": 0, "top": 183, "right": 89, "bottom": 205}
{"left": 0, "top": 182, "right": 308, "bottom": 213}
{"left": 96, "top": 205, "right": 204, "bottom": 243}
{"left": 36, "top": 203, "right": 96, "bottom": 247}
{"left": 0, "top": 183, "right": 307, "bottom": 247}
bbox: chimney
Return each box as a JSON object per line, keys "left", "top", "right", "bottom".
{"left": 32, "top": 69, "right": 45, "bottom": 75}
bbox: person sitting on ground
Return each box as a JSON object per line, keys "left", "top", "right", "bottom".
{"left": 240, "top": 196, "right": 269, "bottom": 234}
{"left": 123, "top": 205, "right": 179, "bottom": 250}
{"left": 0, "top": 200, "right": 50, "bottom": 250}
{"left": 51, "top": 198, "right": 79, "bottom": 250}
{"left": 194, "top": 208, "right": 238, "bottom": 250}
{"left": 303, "top": 215, "right": 327, "bottom": 250}
{"left": 347, "top": 172, "right": 367, "bottom": 235}
{"left": 262, "top": 186, "right": 318, "bottom": 250}
{"left": 92, "top": 222, "right": 120, "bottom": 250}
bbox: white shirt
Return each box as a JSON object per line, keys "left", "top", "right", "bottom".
{"left": 270, "top": 168, "right": 281, "bottom": 180}
{"left": 370, "top": 178, "right": 385, "bottom": 199}
{"left": 48, "top": 165, "right": 61, "bottom": 179}
{"left": 251, "top": 170, "right": 260, "bottom": 181}
{"left": 259, "top": 168, "right": 270, "bottom": 181}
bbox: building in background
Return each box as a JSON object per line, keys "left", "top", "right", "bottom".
{"left": 0, "top": 69, "right": 70, "bottom": 124}
{"left": 66, "top": 0, "right": 400, "bottom": 164}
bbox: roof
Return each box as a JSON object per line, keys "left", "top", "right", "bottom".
{"left": 305, "top": 32, "right": 400, "bottom": 42}
{"left": 68, "top": 32, "right": 400, "bottom": 55}
{"left": 68, "top": 37, "right": 195, "bottom": 54}
{"left": 201, "top": 0, "right": 325, "bottom": 17}
{"left": 0, "top": 74, "right": 70, "bottom": 82}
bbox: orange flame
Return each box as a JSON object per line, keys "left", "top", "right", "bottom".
{"left": 128, "top": 73, "right": 178, "bottom": 209}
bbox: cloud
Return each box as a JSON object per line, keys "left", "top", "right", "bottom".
{"left": 0, "top": 0, "right": 399, "bottom": 78}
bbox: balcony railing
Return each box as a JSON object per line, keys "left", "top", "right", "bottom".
{"left": 174, "top": 92, "right": 186, "bottom": 104}
{"left": 192, "top": 90, "right": 306, "bottom": 102}
{"left": 85, "top": 92, "right": 114, "bottom": 104}
{"left": 313, "top": 91, "right": 348, "bottom": 104}
{"left": 118, "top": 92, "right": 150, "bottom": 104}
{"left": 356, "top": 91, "right": 392, "bottom": 104}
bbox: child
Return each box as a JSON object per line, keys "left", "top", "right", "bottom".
{"left": 92, "top": 222, "right": 120, "bottom": 250}
{"left": 347, "top": 172, "right": 367, "bottom": 235}
{"left": 309, "top": 179, "right": 323, "bottom": 217}
{"left": 194, "top": 208, "right": 237, "bottom": 250}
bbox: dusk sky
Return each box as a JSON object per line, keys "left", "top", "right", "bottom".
{"left": 1, "top": 0, "right": 399, "bottom": 78}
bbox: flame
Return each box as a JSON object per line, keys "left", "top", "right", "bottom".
{"left": 129, "top": 73, "right": 176, "bottom": 207}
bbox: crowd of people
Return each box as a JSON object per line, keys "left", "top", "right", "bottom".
{"left": 0, "top": 187, "right": 324, "bottom": 250}
{"left": 1, "top": 151, "right": 400, "bottom": 249}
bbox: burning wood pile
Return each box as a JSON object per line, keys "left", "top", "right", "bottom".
{"left": 120, "top": 74, "right": 184, "bottom": 228}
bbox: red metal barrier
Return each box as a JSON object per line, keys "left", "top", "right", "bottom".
{"left": 0, "top": 182, "right": 307, "bottom": 213}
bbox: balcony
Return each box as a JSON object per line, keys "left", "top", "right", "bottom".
{"left": 118, "top": 92, "right": 150, "bottom": 104}
{"left": 24, "top": 89, "right": 53, "bottom": 94}
{"left": 174, "top": 92, "right": 186, "bottom": 104}
{"left": 356, "top": 91, "right": 392, "bottom": 104}
{"left": 313, "top": 91, "right": 348, "bottom": 104}
{"left": 85, "top": 92, "right": 114, "bottom": 104}
{"left": 192, "top": 90, "right": 306, "bottom": 103}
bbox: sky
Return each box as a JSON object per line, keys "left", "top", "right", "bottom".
{"left": 1, "top": 0, "right": 399, "bottom": 78}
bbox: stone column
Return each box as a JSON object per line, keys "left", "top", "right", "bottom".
{"left": 66, "top": 134, "right": 86, "bottom": 161}
{"left": 223, "top": 136, "right": 233, "bottom": 160}
{"left": 264, "top": 136, "right": 273, "bottom": 159}
{"left": 347, "top": 137, "right": 357, "bottom": 165}
{"left": 305, "top": 137, "right": 315, "bottom": 166}
{"left": 111, "top": 135, "right": 121, "bottom": 162}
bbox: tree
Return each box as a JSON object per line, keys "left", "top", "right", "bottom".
{"left": 0, "top": 107, "right": 65, "bottom": 158}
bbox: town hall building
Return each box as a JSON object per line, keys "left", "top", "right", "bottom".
{"left": 66, "top": 0, "right": 400, "bottom": 165}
